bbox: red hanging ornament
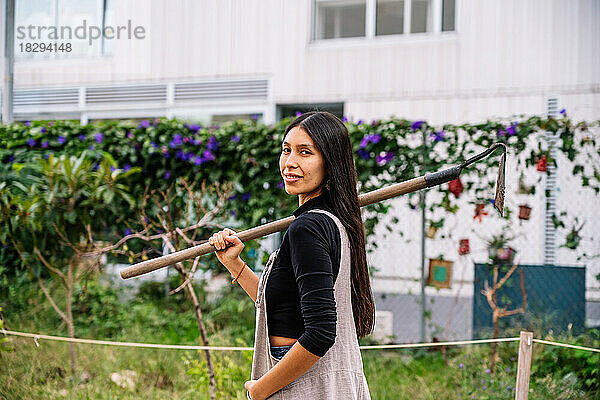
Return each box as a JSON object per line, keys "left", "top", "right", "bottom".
{"left": 458, "top": 238, "right": 470, "bottom": 255}
{"left": 518, "top": 204, "right": 532, "bottom": 220}
{"left": 536, "top": 155, "right": 547, "bottom": 172}
{"left": 473, "top": 203, "right": 488, "bottom": 223}
{"left": 448, "top": 178, "right": 464, "bottom": 198}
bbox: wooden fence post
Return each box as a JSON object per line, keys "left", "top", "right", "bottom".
{"left": 515, "top": 331, "right": 534, "bottom": 400}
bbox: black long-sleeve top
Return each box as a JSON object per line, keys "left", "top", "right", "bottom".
{"left": 265, "top": 191, "right": 341, "bottom": 357}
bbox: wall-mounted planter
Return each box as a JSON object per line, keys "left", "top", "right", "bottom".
{"left": 518, "top": 204, "right": 532, "bottom": 220}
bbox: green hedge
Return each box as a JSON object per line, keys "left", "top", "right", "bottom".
{"left": 1, "top": 112, "right": 599, "bottom": 255}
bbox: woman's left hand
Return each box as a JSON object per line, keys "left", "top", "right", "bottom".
{"left": 245, "top": 380, "right": 265, "bottom": 400}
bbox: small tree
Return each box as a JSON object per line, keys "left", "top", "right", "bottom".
{"left": 83, "top": 176, "right": 261, "bottom": 400}
{"left": 1, "top": 151, "right": 137, "bottom": 372}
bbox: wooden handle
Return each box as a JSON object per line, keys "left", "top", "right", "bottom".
{"left": 120, "top": 175, "right": 427, "bottom": 279}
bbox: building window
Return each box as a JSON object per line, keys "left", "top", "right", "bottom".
{"left": 410, "top": 0, "right": 432, "bottom": 33}
{"left": 15, "top": 0, "right": 113, "bottom": 60}
{"left": 314, "top": 0, "right": 366, "bottom": 40}
{"left": 276, "top": 103, "right": 344, "bottom": 121}
{"left": 376, "top": 0, "right": 404, "bottom": 36}
{"left": 312, "top": 0, "right": 454, "bottom": 41}
{"left": 442, "top": 0, "right": 455, "bottom": 31}
{"left": 211, "top": 113, "right": 263, "bottom": 125}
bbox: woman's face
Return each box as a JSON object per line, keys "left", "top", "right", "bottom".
{"left": 280, "top": 126, "right": 327, "bottom": 206}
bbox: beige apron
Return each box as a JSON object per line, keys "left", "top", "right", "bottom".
{"left": 250, "top": 209, "right": 371, "bottom": 399}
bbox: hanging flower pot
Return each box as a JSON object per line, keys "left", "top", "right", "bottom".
{"left": 426, "top": 225, "right": 438, "bottom": 239}
{"left": 488, "top": 246, "right": 517, "bottom": 265}
{"left": 458, "top": 239, "right": 470, "bottom": 255}
{"left": 473, "top": 203, "right": 488, "bottom": 223}
{"left": 518, "top": 204, "right": 532, "bottom": 220}
{"left": 448, "top": 178, "right": 464, "bottom": 198}
{"left": 536, "top": 155, "right": 547, "bottom": 172}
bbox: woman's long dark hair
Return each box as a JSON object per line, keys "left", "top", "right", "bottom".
{"left": 283, "top": 111, "right": 375, "bottom": 338}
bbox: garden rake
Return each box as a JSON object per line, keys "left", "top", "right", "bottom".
{"left": 120, "top": 142, "right": 507, "bottom": 279}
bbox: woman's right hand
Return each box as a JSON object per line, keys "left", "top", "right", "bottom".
{"left": 208, "top": 228, "right": 245, "bottom": 267}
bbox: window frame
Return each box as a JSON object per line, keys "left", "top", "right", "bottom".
{"left": 14, "top": 0, "right": 113, "bottom": 61}
{"left": 310, "top": 0, "right": 456, "bottom": 47}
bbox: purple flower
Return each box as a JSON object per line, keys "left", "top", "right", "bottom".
{"left": 357, "top": 119, "right": 364, "bottom": 125}
{"left": 376, "top": 151, "right": 395, "bottom": 165}
{"left": 207, "top": 136, "right": 219, "bottom": 151}
{"left": 138, "top": 120, "right": 150, "bottom": 129}
{"left": 41, "top": 127, "right": 47, "bottom": 133}
{"left": 182, "top": 152, "right": 192, "bottom": 161}
{"left": 57, "top": 136, "right": 67, "bottom": 144}
{"left": 241, "top": 192, "right": 251, "bottom": 202}
{"left": 169, "top": 134, "right": 183, "bottom": 148}
{"left": 183, "top": 136, "right": 191, "bottom": 143}
{"left": 277, "top": 181, "right": 284, "bottom": 189}
{"left": 92, "top": 163, "right": 99, "bottom": 171}
{"left": 123, "top": 164, "right": 131, "bottom": 172}
{"left": 110, "top": 166, "right": 116, "bottom": 172}
{"left": 43, "top": 153, "right": 50, "bottom": 159}
{"left": 429, "top": 130, "right": 446, "bottom": 142}
{"left": 192, "top": 156, "right": 203, "bottom": 165}
{"left": 153, "top": 118, "right": 160, "bottom": 126}
{"left": 89, "top": 144, "right": 95, "bottom": 150}
{"left": 202, "top": 150, "right": 215, "bottom": 161}
{"left": 164, "top": 170, "right": 171, "bottom": 179}
{"left": 481, "top": 378, "right": 486, "bottom": 385}
{"left": 357, "top": 149, "right": 370, "bottom": 160}
{"left": 459, "top": 363, "right": 464, "bottom": 369}
{"left": 42, "top": 141, "right": 49, "bottom": 148}
{"left": 127, "top": 132, "right": 134, "bottom": 139}
{"left": 359, "top": 137, "right": 370, "bottom": 149}
{"left": 485, "top": 368, "right": 491, "bottom": 374}
{"left": 175, "top": 150, "right": 184, "bottom": 159}
{"left": 163, "top": 152, "right": 170, "bottom": 159}
{"left": 559, "top": 108, "right": 566, "bottom": 115}
{"left": 157, "top": 229, "right": 163, "bottom": 234}
{"left": 48, "top": 121, "right": 55, "bottom": 127}
{"left": 230, "top": 210, "right": 237, "bottom": 217}
{"left": 95, "top": 133, "right": 103, "bottom": 143}
{"left": 228, "top": 194, "right": 237, "bottom": 200}
{"left": 78, "top": 134, "right": 86, "bottom": 141}
{"left": 150, "top": 142, "right": 158, "bottom": 148}
{"left": 251, "top": 113, "right": 259, "bottom": 120}
{"left": 359, "top": 134, "right": 382, "bottom": 149}
{"left": 26, "top": 138, "right": 37, "bottom": 147}
{"left": 507, "top": 123, "right": 517, "bottom": 136}
{"left": 186, "top": 124, "right": 201, "bottom": 132}
{"left": 24, "top": 121, "right": 32, "bottom": 127}
{"left": 124, "top": 228, "right": 132, "bottom": 236}
{"left": 295, "top": 111, "right": 302, "bottom": 117}
{"left": 230, "top": 135, "right": 240, "bottom": 143}
{"left": 411, "top": 120, "right": 423, "bottom": 131}
{"left": 505, "top": 366, "right": 511, "bottom": 373}
{"left": 342, "top": 116, "right": 348, "bottom": 122}
{"left": 8, "top": 155, "right": 14, "bottom": 163}
{"left": 371, "top": 119, "right": 378, "bottom": 126}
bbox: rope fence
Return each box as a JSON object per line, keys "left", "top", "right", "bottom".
{"left": 2, "top": 328, "right": 598, "bottom": 353}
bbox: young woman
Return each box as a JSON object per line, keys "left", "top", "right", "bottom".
{"left": 208, "top": 111, "right": 374, "bottom": 399}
